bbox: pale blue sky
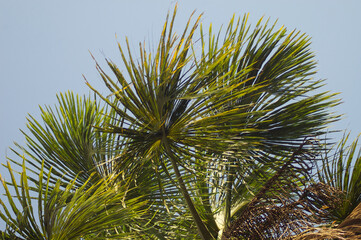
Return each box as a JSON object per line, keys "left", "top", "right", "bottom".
{"left": 1, "top": 0, "right": 361, "bottom": 162}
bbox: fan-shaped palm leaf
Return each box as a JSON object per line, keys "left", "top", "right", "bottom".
{"left": 0, "top": 160, "right": 148, "bottom": 240}
{"left": 10, "top": 91, "right": 119, "bottom": 188}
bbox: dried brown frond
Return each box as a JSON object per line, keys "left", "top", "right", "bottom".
{"left": 291, "top": 227, "right": 349, "bottom": 240}
{"left": 222, "top": 139, "right": 344, "bottom": 240}
{"left": 292, "top": 224, "right": 361, "bottom": 240}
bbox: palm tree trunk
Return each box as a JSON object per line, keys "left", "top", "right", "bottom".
{"left": 162, "top": 136, "right": 214, "bottom": 240}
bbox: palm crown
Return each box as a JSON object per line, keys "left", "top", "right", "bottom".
{"left": 86, "top": 6, "right": 338, "bottom": 239}
{"left": 0, "top": 6, "right": 343, "bottom": 240}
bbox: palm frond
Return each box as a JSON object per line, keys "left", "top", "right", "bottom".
{"left": 318, "top": 133, "right": 361, "bottom": 223}
{"left": 10, "top": 91, "right": 119, "bottom": 188}
{"left": 0, "top": 160, "right": 148, "bottom": 240}
{"left": 222, "top": 139, "right": 344, "bottom": 239}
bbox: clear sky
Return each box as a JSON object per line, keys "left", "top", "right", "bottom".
{"left": 1, "top": 0, "right": 361, "bottom": 163}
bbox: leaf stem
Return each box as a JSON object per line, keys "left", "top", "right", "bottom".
{"left": 162, "top": 135, "right": 214, "bottom": 240}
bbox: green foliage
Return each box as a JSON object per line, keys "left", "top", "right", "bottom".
{"left": 0, "top": 160, "right": 148, "bottom": 240}
{"left": 318, "top": 133, "right": 361, "bottom": 222}
{"left": 86, "top": 6, "right": 339, "bottom": 239}
{"left": 0, "top": 5, "right": 350, "bottom": 240}
{"left": 10, "top": 91, "right": 119, "bottom": 188}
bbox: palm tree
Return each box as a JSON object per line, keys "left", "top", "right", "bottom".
{"left": 86, "top": 6, "right": 339, "bottom": 239}
{"left": 0, "top": 5, "right": 341, "bottom": 239}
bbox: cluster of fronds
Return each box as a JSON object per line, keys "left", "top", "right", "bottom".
{"left": 292, "top": 203, "right": 361, "bottom": 239}
{"left": 1, "top": 5, "right": 355, "bottom": 240}
{"left": 223, "top": 139, "right": 345, "bottom": 239}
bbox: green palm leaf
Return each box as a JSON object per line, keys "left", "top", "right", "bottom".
{"left": 0, "top": 161, "right": 148, "bottom": 240}
{"left": 10, "top": 91, "right": 119, "bottom": 188}
{"left": 318, "top": 133, "right": 361, "bottom": 223}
